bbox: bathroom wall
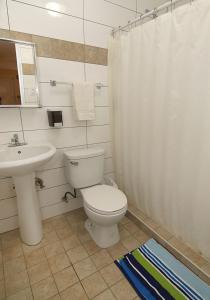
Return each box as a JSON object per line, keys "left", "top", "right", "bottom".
{"left": 0, "top": 0, "right": 138, "bottom": 233}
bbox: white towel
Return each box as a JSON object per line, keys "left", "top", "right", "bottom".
{"left": 72, "top": 82, "right": 95, "bottom": 121}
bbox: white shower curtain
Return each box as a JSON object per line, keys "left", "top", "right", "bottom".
{"left": 109, "top": 0, "right": 210, "bottom": 259}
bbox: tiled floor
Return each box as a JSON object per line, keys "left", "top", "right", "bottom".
{"left": 0, "top": 209, "right": 150, "bottom": 299}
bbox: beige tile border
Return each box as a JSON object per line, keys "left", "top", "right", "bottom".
{"left": 0, "top": 29, "right": 108, "bottom": 66}
{"left": 127, "top": 203, "right": 210, "bottom": 285}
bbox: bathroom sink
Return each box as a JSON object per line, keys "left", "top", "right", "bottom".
{"left": 0, "top": 144, "right": 56, "bottom": 176}
{"left": 0, "top": 143, "right": 56, "bottom": 246}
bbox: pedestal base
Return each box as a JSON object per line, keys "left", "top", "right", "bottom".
{"left": 13, "top": 172, "right": 42, "bottom": 245}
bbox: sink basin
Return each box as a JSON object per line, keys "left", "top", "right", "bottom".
{"left": 0, "top": 144, "right": 56, "bottom": 176}
{"left": 0, "top": 143, "right": 56, "bottom": 245}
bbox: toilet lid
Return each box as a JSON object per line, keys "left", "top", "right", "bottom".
{"left": 81, "top": 185, "right": 127, "bottom": 214}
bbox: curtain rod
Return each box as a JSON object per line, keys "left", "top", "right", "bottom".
{"left": 112, "top": 0, "right": 193, "bottom": 35}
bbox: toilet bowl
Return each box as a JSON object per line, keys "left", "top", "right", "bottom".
{"left": 64, "top": 147, "right": 128, "bottom": 248}
{"left": 81, "top": 184, "right": 127, "bottom": 248}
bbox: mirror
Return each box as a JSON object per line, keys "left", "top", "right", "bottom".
{"left": 0, "top": 38, "right": 40, "bottom": 107}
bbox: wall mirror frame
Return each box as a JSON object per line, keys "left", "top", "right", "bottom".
{"left": 0, "top": 37, "right": 41, "bottom": 108}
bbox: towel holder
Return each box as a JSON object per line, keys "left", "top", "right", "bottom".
{"left": 49, "top": 80, "right": 107, "bottom": 89}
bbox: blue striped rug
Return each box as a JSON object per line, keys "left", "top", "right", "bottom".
{"left": 115, "top": 239, "right": 210, "bottom": 300}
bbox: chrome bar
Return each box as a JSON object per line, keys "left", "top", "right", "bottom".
{"left": 112, "top": 0, "right": 191, "bottom": 35}
{"left": 50, "top": 80, "right": 107, "bottom": 89}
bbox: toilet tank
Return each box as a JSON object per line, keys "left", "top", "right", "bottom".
{"left": 64, "top": 148, "right": 105, "bottom": 189}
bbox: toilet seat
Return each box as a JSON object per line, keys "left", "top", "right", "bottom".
{"left": 81, "top": 184, "right": 127, "bottom": 216}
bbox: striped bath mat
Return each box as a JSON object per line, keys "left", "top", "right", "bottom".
{"left": 115, "top": 239, "right": 210, "bottom": 300}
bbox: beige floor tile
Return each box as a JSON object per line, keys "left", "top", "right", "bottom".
{"left": 62, "top": 235, "right": 81, "bottom": 251}
{"left": 60, "top": 282, "right": 88, "bottom": 300}
{"left": 0, "top": 280, "right": 5, "bottom": 300}
{"left": 32, "top": 276, "right": 58, "bottom": 300}
{"left": 74, "top": 257, "right": 97, "bottom": 280}
{"left": 132, "top": 230, "right": 150, "bottom": 244}
{"left": 107, "top": 243, "right": 127, "bottom": 260}
{"left": 121, "top": 236, "right": 139, "bottom": 252}
{"left": 6, "top": 287, "right": 33, "bottom": 300}
{"left": 201, "top": 262, "right": 210, "bottom": 276}
{"left": 93, "top": 289, "right": 116, "bottom": 300}
{"left": 43, "top": 220, "right": 54, "bottom": 234}
{"left": 4, "top": 256, "right": 26, "bottom": 277}
{"left": 25, "top": 247, "right": 46, "bottom": 268}
{"left": 111, "top": 279, "right": 137, "bottom": 300}
{"left": 144, "top": 218, "right": 160, "bottom": 230}
{"left": 123, "top": 221, "right": 139, "bottom": 234}
{"left": 51, "top": 216, "right": 69, "bottom": 230}
{"left": 91, "top": 249, "right": 113, "bottom": 270}
{"left": 1, "top": 230, "right": 21, "bottom": 249}
{"left": 183, "top": 248, "right": 206, "bottom": 268}
{"left": 49, "top": 295, "right": 61, "bottom": 300}
{"left": 120, "top": 216, "right": 130, "bottom": 225}
{"left": 22, "top": 243, "right": 42, "bottom": 255}
{"left": 53, "top": 266, "right": 79, "bottom": 292}
{"left": 40, "top": 231, "right": 59, "bottom": 247}
{"left": 83, "top": 239, "right": 100, "bottom": 255}
{"left": 44, "top": 241, "right": 64, "bottom": 258}
{"left": 5, "top": 270, "right": 29, "bottom": 297}
{"left": 28, "top": 261, "right": 51, "bottom": 284}
{"left": 169, "top": 237, "right": 189, "bottom": 253}
{"left": 48, "top": 253, "right": 70, "bottom": 274}
{"left": 119, "top": 228, "right": 130, "bottom": 239}
{"left": 100, "top": 263, "right": 123, "bottom": 287}
{"left": 77, "top": 228, "right": 91, "bottom": 244}
{"left": 81, "top": 272, "right": 107, "bottom": 299}
{"left": 156, "top": 227, "right": 173, "bottom": 241}
{"left": 56, "top": 226, "right": 73, "bottom": 240}
{"left": 2, "top": 244, "right": 23, "bottom": 262}
{"left": 67, "top": 245, "right": 88, "bottom": 264}
{"left": 0, "top": 266, "right": 3, "bottom": 281}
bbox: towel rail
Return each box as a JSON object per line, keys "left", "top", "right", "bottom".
{"left": 50, "top": 80, "right": 107, "bottom": 89}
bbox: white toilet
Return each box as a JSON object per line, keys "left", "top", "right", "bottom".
{"left": 64, "top": 148, "right": 127, "bottom": 248}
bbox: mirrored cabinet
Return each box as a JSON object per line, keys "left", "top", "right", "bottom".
{"left": 0, "top": 38, "right": 40, "bottom": 107}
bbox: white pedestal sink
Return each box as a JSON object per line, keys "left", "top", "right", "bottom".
{"left": 0, "top": 144, "right": 56, "bottom": 245}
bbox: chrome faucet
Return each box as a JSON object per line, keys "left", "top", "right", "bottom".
{"left": 8, "top": 134, "right": 27, "bottom": 147}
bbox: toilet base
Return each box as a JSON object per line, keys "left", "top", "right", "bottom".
{"left": 85, "top": 219, "right": 120, "bottom": 248}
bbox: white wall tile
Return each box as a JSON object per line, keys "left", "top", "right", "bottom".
{"left": 86, "top": 64, "right": 107, "bottom": 85}
{"left": 38, "top": 145, "right": 86, "bottom": 171}
{"left": 0, "top": 178, "right": 15, "bottom": 200}
{"left": 88, "top": 142, "right": 112, "bottom": 158}
{"left": 24, "top": 127, "right": 86, "bottom": 148}
{"left": 87, "top": 125, "right": 111, "bottom": 144}
{"left": 0, "top": 0, "right": 9, "bottom": 29}
{"left": 137, "top": 0, "right": 156, "bottom": 12}
{"left": 104, "top": 157, "right": 114, "bottom": 173}
{"left": 0, "top": 132, "right": 24, "bottom": 145}
{"left": 84, "top": 21, "right": 111, "bottom": 48}
{"left": 40, "top": 83, "right": 73, "bottom": 107}
{"left": 87, "top": 107, "right": 110, "bottom": 126}
{"left": 107, "top": 0, "right": 136, "bottom": 11}
{"left": 0, "top": 215, "right": 18, "bottom": 233}
{"left": 84, "top": 0, "right": 135, "bottom": 27}
{"left": 16, "top": 0, "right": 83, "bottom": 18}
{"left": 21, "top": 107, "right": 85, "bottom": 130}
{"left": 0, "top": 109, "right": 22, "bottom": 132}
{"left": 95, "top": 87, "right": 110, "bottom": 107}
{"left": 8, "top": 0, "right": 84, "bottom": 43}
{"left": 36, "top": 168, "right": 67, "bottom": 189}
{"left": 38, "top": 184, "right": 70, "bottom": 207}
{"left": 37, "top": 57, "right": 84, "bottom": 83}
{"left": 41, "top": 198, "right": 82, "bottom": 220}
{"left": 0, "top": 197, "right": 17, "bottom": 219}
